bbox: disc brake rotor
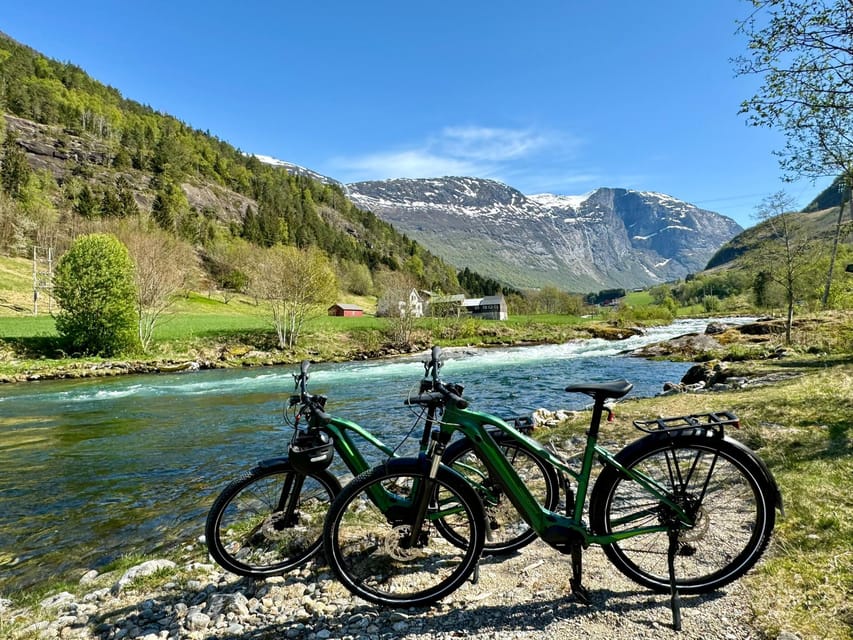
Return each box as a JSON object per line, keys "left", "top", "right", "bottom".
{"left": 385, "top": 525, "right": 421, "bottom": 561}
{"left": 680, "top": 505, "right": 710, "bottom": 543}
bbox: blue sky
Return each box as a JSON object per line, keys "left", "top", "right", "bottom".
{"left": 2, "top": 1, "right": 836, "bottom": 229}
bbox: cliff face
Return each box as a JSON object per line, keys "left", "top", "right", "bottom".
{"left": 346, "top": 177, "right": 742, "bottom": 292}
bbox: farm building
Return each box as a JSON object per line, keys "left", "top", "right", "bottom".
{"left": 461, "top": 295, "right": 508, "bottom": 320}
{"left": 328, "top": 303, "right": 364, "bottom": 317}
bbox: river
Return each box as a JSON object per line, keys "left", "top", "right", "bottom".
{"left": 0, "top": 317, "right": 742, "bottom": 593}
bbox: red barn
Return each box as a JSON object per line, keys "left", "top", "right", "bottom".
{"left": 328, "top": 303, "right": 364, "bottom": 317}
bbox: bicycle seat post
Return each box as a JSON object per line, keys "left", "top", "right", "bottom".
{"left": 564, "top": 381, "right": 633, "bottom": 439}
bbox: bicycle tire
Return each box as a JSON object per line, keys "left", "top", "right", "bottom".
{"left": 205, "top": 460, "right": 341, "bottom": 577}
{"left": 589, "top": 432, "right": 776, "bottom": 594}
{"left": 323, "top": 457, "right": 486, "bottom": 607}
{"left": 441, "top": 433, "right": 559, "bottom": 555}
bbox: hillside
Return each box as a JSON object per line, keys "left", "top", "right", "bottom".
{"left": 0, "top": 32, "right": 461, "bottom": 296}
{"left": 706, "top": 203, "right": 849, "bottom": 270}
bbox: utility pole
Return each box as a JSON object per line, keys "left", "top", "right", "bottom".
{"left": 32, "top": 246, "right": 54, "bottom": 315}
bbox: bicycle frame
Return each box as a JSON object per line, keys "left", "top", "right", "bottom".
{"left": 318, "top": 410, "right": 494, "bottom": 519}
{"left": 435, "top": 402, "right": 696, "bottom": 548}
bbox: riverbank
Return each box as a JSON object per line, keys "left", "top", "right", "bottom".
{"left": 1, "top": 320, "right": 645, "bottom": 384}
{"left": 2, "top": 537, "right": 763, "bottom": 640}
{"left": 0, "top": 312, "right": 814, "bottom": 385}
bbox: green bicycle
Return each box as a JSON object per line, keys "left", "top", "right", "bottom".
{"left": 322, "top": 346, "right": 781, "bottom": 630}
{"left": 205, "top": 352, "right": 560, "bottom": 578}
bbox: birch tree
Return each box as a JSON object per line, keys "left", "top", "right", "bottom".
{"left": 119, "top": 227, "right": 196, "bottom": 351}
{"left": 249, "top": 245, "right": 337, "bottom": 349}
{"left": 750, "top": 192, "right": 821, "bottom": 344}
{"left": 735, "top": 0, "right": 853, "bottom": 306}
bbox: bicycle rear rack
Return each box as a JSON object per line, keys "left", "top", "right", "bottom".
{"left": 633, "top": 411, "right": 740, "bottom": 435}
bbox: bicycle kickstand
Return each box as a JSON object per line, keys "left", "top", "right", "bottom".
{"left": 667, "top": 530, "right": 682, "bottom": 631}
{"left": 569, "top": 544, "right": 591, "bottom": 605}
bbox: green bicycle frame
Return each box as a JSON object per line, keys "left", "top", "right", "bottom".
{"left": 436, "top": 402, "right": 695, "bottom": 547}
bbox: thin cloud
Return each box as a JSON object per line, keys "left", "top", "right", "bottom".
{"left": 335, "top": 149, "right": 479, "bottom": 181}
{"left": 331, "top": 125, "right": 584, "bottom": 188}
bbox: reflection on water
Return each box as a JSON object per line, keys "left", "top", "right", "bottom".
{"left": 0, "top": 318, "right": 745, "bottom": 592}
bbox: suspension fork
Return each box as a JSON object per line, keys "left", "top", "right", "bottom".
{"left": 406, "top": 427, "right": 446, "bottom": 547}
{"left": 276, "top": 472, "right": 306, "bottom": 528}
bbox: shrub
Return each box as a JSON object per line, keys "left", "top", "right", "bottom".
{"left": 53, "top": 233, "right": 140, "bottom": 356}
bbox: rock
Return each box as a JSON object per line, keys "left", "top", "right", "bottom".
{"left": 40, "top": 591, "right": 76, "bottom": 610}
{"left": 185, "top": 611, "right": 211, "bottom": 630}
{"left": 630, "top": 332, "right": 723, "bottom": 359}
{"left": 79, "top": 569, "right": 100, "bottom": 585}
{"left": 206, "top": 592, "right": 249, "bottom": 618}
{"left": 705, "top": 321, "right": 730, "bottom": 335}
{"left": 112, "top": 559, "right": 176, "bottom": 594}
{"left": 681, "top": 362, "right": 713, "bottom": 385}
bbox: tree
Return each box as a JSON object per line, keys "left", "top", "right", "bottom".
{"left": 0, "top": 133, "right": 32, "bottom": 200}
{"left": 375, "top": 269, "right": 420, "bottom": 347}
{"left": 735, "top": 0, "right": 853, "bottom": 306}
{"left": 749, "top": 192, "right": 822, "bottom": 344}
{"left": 248, "top": 245, "right": 337, "bottom": 349}
{"left": 151, "top": 179, "right": 188, "bottom": 232}
{"left": 206, "top": 237, "right": 254, "bottom": 303}
{"left": 118, "top": 226, "right": 196, "bottom": 351}
{"left": 53, "top": 233, "right": 139, "bottom": 355}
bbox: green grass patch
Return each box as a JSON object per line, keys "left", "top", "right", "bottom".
{"left": 0, "top": 316, "right": 57, "bottom": 338}
{"left": 623, "top": 290, "right": 653, "bottom": 306}
{"left": 545, "top": 357, "right": 853, "bottom": 640}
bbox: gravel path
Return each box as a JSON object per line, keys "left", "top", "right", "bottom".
{"left": 16, "top": 538, "right": 765, "bottom": 640}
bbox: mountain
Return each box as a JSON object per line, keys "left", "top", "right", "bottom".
{"left": 345, "top": 177, "right": 743, "bottom": 292}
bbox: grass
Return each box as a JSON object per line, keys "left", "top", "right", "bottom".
{"left": 546, "top": 354, "right": 853, "bottom": 640}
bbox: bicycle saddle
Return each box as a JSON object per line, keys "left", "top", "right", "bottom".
{"left": 565, "top": 379, "right": 633, "bottom": 400}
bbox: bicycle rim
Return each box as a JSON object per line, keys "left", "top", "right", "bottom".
{"left": 591, "top": 437, "right": 773, "bottom": 593}
{"left": 324, "top": 463, "right": 485, "bottom": 607}
{"left": 206, "top": 463, "right": 339, "bottom": 577}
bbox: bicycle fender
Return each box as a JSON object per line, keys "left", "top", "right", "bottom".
{"left": 255, "top": 457, "right": 291, "bottom": 470}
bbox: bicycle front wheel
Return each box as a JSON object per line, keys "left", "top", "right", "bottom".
{"left": 590, "top": 433, "right": 775, "bottom": 594}
{"left": 442, "top": 434, "right": 559, "bottom": 555}
{"left": 323, "top": 458, "right": 486, "bottom": 607}
{"left": 205, "top": 461, "right": 340, "bottom": 577}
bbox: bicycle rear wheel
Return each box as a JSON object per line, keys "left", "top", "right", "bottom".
{"left": 323, "top": 458, "right": 486, "bottom": 607}
{"left": 590, "top": 433, "right": 775, "bottom": 594}
{"left": 205, "top": 460, "right": 340, "bottom": 577}
{"left": 441, "top": 434, "right": 559, "bottom": 555}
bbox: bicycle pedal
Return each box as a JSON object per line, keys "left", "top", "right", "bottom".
{"left": 470, "top": 562, "right": 480, "bottom": 585}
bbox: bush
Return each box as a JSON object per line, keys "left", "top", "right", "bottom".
{"left": 613, "top": 303, "right": 674, "bottom": 326}
{"left": 53, "top": 233, "right": 140, "bottom": 356}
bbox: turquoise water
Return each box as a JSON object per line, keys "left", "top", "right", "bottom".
{"left": 0, "top": 318, "right": 738, "bottom": 592}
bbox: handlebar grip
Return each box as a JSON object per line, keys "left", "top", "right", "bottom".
{"left": 437, "top": 381, "right": 468, "bottom": 409}
{"left": 405, "top": 391, "right": 445, "bottom": 406}
{"left": 446, "top": 391, "right": 468, "bottom": 409}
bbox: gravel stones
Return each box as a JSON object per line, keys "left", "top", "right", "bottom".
{"left": 9, "top": 541, "right": 771, "bottom": 640}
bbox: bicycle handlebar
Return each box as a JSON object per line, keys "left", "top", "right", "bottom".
{"left": 406, "top": 380, "right": 469, "bottom": 409}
